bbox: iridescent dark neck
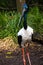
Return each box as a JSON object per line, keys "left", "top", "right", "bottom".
{"left": 23, "top": 20, "right": 27, "bottom": 30}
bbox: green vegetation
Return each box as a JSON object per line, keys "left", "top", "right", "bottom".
{"left": 0, "top": 7, "right": 43, "bottom": 43}
{"left": 27, "top": 7, "right": 43, "bottom": 33}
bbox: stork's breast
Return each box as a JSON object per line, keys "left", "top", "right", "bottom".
{"left": 22, "top": 33, "right": 32, "bottom": 41}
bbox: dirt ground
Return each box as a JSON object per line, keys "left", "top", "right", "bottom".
{"left": 0, "top": 37, "right": 43, "bottom": 65}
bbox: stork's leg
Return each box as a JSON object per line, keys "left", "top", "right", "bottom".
{"left": 21, "top": 48, "right": 26, "bottom": 65}
{"left": 18, "top": 36, "right": 26, "bottom": 65}
{"left": 26, "top": 45, "right": 31, "bottom": 65}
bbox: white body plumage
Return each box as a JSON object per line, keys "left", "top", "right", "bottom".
{"left": 17, "top": 26, "right": 33, "bottom": 47}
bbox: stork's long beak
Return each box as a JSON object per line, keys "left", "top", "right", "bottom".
{"left": 21, "top": 48, "right": 26, "bottom": 65}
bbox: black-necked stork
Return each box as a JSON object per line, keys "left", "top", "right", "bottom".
{"left": 17, "top": 2, "right": 32, "bottom": 65}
